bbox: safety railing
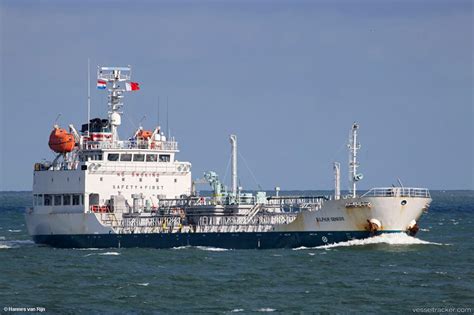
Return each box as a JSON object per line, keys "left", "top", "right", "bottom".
{"left": 82, "top": 140, "right": 178, "bottom": 151}
{"left": 361, "top": 187, "right": 430, "bottom": 198}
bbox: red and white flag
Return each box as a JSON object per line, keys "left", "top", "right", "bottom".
{"left": 125, "top": 82, "right": 140, "bottom": 91}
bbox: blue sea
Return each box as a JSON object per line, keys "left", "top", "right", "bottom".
{"left": 0, "top": 191, "right": 473, "bottom": 314}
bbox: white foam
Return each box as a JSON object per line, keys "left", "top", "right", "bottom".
{"left": 292, "top": 246, "right": 311, "bottom": 251}
{"left": 0, "top": 239, "right": 35, "bottom": 249}
{"left": 195, "top": 246, "right": 229, "bottom": 252}
{"left": 257, "top": 308, "right": 276, "bottom": 312}
{"left": 171, "top": 246, "right": 190, "bottom": 250}
{"left": 137, "top": 283, "right": 149, "bottom": 286}
{"left": 316, "top": 233, "right": 444, "bottom": 249}
{"left": 75, "top": 248, "right": 101, "bottom": 251}
{"left": 230, "top": 309, "right": 244, "bottom": 313}
{"left": 99, "top": 252, "right": 121, "bottom": 256}
{"left": 8, "top": 229, "right": 21, "bottom": 233}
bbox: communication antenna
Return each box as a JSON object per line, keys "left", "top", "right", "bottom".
{"left": 166, "top": 96, "right": 169, "bottom": 137}
{"left": 139, "top": 115, "right": 146, "bottom": 127}
{"left": 54, "top": 113, "right": 62, "bottom": 125}
{"left": 87, "top": 58, "right": 91, "bottom": 136}
{"left": 157, "top": 96, "right": 160, "bottom": 127}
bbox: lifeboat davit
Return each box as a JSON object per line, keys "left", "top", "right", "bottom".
{"left": 48, "top": 126, "right": 75, "bottom": 153}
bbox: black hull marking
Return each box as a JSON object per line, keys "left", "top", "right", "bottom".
{"left": 32, "top": 231, "right": 401, "bottom": 249}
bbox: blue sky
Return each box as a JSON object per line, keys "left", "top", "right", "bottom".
{"left": 0, "top": 0, "right": 472, "bottom": 191}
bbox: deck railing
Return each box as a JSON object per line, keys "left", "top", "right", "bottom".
{"left": 82, "top": 140, "right": 178, "bottom": 151}
{"left": 361, "top": 187, "right": 430, "bottom": 198}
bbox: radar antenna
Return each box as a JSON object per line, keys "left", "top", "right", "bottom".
{"left": 97, "top": 66, "right": 132, "bottom": 142}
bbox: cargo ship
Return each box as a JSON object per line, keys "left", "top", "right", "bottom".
{"left": 25, "top": 66, "right": 432, "bottom": 249}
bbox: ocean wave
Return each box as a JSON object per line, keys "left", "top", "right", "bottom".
{"left": 171, "top": 245, "right": 230, "bottom": 251}
{"left": 195, "top": 246, "right": 230, "bottom": 252}
{"left": 230, "top": 309, "right": 244, "bottom": 313}
{"left": 8, "top": 229, "right": 22, "bottom": 233}
{"left": 315, "top": 233, "right": 444, "bottom": 249}
{"left": 84, "top": 251, "right": 121, "bottom": 257}
{"left": 136, "top": 283, "right": 149, "bottom": 286}
{"left": 256, "top": 308, "right": 276, "bottom": 312}
{"left": 292, "top": 246, "right": 311, "bottom": 251}
{"left": 171, "top": 246, "right": 190, "bottom": 250}
{"left": 0, "top": 239, "right": 35, "bottom": 249}
{"left": 74, "top": 248, "right": 101, "bottom": 251}
{"left": 99, "top": 252, "right": 121, "bottom": 256}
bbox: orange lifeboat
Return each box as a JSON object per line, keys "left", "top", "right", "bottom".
{"left": 137, "top": 129, "right": 153, "bottom": 140}
{"left": 48, "top": 126, "right": 75, "bottom": 153}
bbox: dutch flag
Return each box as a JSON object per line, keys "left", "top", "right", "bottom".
{"left": 97, "top": 80, "right": 107, "bottom": 89}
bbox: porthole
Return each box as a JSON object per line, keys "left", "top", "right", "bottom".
{"left": 401, "top": 200, "right": 407, "bottom": 206}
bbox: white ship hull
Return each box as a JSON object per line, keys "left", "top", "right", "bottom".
{"left": 25, "top": 194, "right": 431, "bottom": 249}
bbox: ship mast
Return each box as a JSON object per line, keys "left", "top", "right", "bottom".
{"left": 334, "top": 162, "right": 341, "bottom": 200}
{"left": 348, "top": 122, "right": 363, "bottom": 198}
{"left": 97, "top": 66, "right": 132, "bottom": 142}
{"left": 230, "top": 135, "right": 238, "bottom": 202}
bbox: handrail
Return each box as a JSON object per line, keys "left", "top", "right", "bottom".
{"left": 361, "top": 187, "right": 430, "bottom": 198}
{"left": 82, "top": 140, "right": 178, "bottom": 151}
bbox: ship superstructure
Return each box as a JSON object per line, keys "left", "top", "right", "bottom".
{"left": 26, "top": 66, "right": 432, "bottom": 249}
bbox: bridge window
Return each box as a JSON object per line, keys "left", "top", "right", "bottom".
{"left": 107, "top": 154, "right": 119, "bottom": 161}
{"left": 146, "top": 154, "right": 157, "bottom": 162}
{"left": 120, "top": 154, "right": 132, "bottom": 161}
{"left": 44, "top": 194, "right": 52, "bottom": 206}
{"left": 72, "top": 194, "right": 80, "bottom": 205}
{"left": 63, "top": 195, "right": 71, "bottom": 205}
{"left": 54, "top": 195, "right": 62, "bottom": 206}
{"left": 159, "top": 154, "right": 170, "bottom": 162}
{"left": 34, "top": 194, "right": 44, "bottom": 206}
{"left": 133, "top": 154, "right": 145, "bottom": 162}
{"left": 89, "top": 193, "right": 99, "bottom": 205}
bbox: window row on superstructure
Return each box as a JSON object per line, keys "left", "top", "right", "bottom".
{"left": 80, "top": 153, "right": 171, "bottom": 162}
{"left": 34, "top": 194, "right": 84, "bottom": 206}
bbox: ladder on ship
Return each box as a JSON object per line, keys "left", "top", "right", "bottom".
{"left": 244, "top": 203, "right": 263, "bottom": 224}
